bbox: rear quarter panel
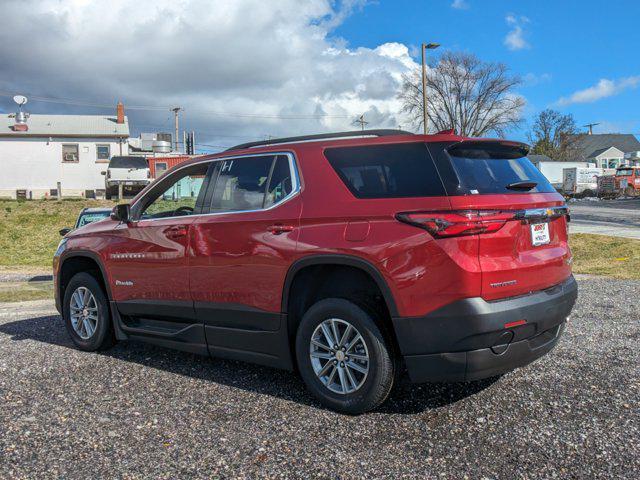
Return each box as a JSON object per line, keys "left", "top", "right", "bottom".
{"left": 292, "top": 143, "right": 482, "bottom": 317}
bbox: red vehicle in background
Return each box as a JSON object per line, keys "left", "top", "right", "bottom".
{"left": 614, "top": 166, "right": 640, "bottom": 196}
{"left": 53, "top": 130, "right": 577, "bottom": 414}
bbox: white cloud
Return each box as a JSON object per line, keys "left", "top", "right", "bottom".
{"left": 451, "top": 0, "right": 469, "bottom": 10}
{"left": 556, "top": 76, "right": 640, "bottom": 106}
{"left": 0, "top": 0, "right": 418, "bottom": 148}
{"left": 504, "top": 14, "right": 530, "bottom": 51}
{"left": 522, "top": 72, "right": 551, "bottom": 86}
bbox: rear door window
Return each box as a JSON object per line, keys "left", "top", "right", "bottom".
{"left": 323, "top": 143, "right": 446, "bottom": 198}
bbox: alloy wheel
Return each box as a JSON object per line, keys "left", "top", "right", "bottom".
{"left": 309, "top": 318, "right": 370, "bottom": 394}
{"left": 69, "top": 286, "right": 99, "bottom": 340}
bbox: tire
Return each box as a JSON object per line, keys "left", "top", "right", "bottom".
{"left": 295, "top": 298, "right": 395, "bottom": 414}
{"left": 625, "top": 186, "right": 637, "bottom": 197}
{"left": 62, "top": 272, "right": 115, "bottom": 351}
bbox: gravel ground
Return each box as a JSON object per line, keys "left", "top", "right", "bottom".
{"left": 0, "top": 276, "right": 638, "bottom": 479}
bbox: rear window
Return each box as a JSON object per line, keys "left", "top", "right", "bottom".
{"left": 427, "top": 142, "right": 556, "bottom": 195}
{"left": 108, "top": 156, "right": 148, "bottom": 169}
{"left": 324, "top": 143, "right": 446, "bottom": 198}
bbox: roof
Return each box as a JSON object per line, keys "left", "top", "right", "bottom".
{"left": 0, "top": 114, "right": 130, "bottom": 138}
{"left": 568, "top": 134, "right": 640, "bottom": 161}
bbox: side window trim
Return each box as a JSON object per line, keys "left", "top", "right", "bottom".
{"left": 132, "top": 152, "right": 301, "bottom": 219}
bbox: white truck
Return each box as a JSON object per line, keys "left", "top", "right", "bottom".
{"left": 562, "top": 167, "right": 603, "bottom": 196}
{"left": 103, "top": 156, "right": 151, "bottom": 199}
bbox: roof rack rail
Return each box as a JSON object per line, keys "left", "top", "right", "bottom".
{"left": 226, "top": 129, "right": 414, "bottom": 151}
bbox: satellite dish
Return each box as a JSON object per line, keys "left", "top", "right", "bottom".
{"left": 13, "top": 95, "right": 28, "bottom": 106}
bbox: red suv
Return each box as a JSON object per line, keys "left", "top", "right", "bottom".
{"left": 54, "top": 130, "right": 577, "bottom": 414}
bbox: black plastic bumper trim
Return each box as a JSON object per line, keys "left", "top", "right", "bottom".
{"left": 405, "top": 322, "right": 565, "bottom": 383}
{"left": 392, "top": 275, "right": 577, "bottom": 356}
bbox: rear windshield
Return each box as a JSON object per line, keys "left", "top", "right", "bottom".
{"left": 324, "top": 143, "right": 446, "bottom": 198}
{"left": 428, "top": 142, "right": 556, "bottom": 195}
{"left": 109, "top": 156, "right": 148, "bottom": 169}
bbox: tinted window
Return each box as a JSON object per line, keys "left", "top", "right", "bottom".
{"left": 447, "top": 156, "right": 556, "bottom": 194}
{"left": 264, "top": 156, "right": 294, "bottom": 208}
{"left": 324, "top": 143, "right": 446, "bottom": 198}
{"left": 210, "top": 156, "right": 274, "bottom": 212}
{"left": 109, "top": 156, "right": 148, "bottom": 169}
{"left": 140, "top": 164, "right": 209, "bottom": 219}
{"left": 426, "top": 142, "right": 556, "bottom": 195}
{"left": 76, "top": 211, "right": 110, "bottom": 228}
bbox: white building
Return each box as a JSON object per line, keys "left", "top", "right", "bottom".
{"left": 0, "top": 103, "right": 129, "bottom": 199}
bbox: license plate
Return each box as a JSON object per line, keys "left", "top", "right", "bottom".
{"left": 531, "top": 222, "right": 550, "bottom": 246}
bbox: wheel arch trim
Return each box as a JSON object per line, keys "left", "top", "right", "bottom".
{"left": 58, "top": 250, "right": 112, "bottom": 301}
{"left": 281, "top": 254, "right": 398, "bottom": 317}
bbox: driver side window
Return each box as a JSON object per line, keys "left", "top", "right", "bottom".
{"left": 141, "top": 163, "right": 209, "bottom": 219}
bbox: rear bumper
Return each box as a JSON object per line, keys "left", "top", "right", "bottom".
{"left": 393, "top": 275, "right": 578, "bottom": 383}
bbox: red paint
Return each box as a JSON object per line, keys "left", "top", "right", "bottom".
{"left": 504, "top": 319, "right": 527, "bottom": 329}
{"left": 55, "top": 132, "right": 573, "bottom": 320}
{"left": 148, "top": 156, "right": 193, "bottom": 179}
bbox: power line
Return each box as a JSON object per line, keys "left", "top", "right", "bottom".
{"left": 0, "top": 91, "right": 351, "bottom": 119}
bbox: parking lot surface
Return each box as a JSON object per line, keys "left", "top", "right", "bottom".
{"left": 1, "top": 276, "right": 638, "bottom": 479}
{"left": 569, "top": 198, "right": 640, "bottom": 239}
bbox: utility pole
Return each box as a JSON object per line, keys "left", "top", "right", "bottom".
{"left": 583, "top": 123, "right": 600, "bottom": 135}
{"left": 355, "top": 114, "right": 368, "bottom": 131}
{"left": 172, "top": 107, "right": 182, "bottom": 152}
{"left": 421, "top": 43, "right": 440, "bottom": 135}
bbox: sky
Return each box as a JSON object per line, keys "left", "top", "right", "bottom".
{"left": 0, "top": 0, "right": 639, "bottom": 151}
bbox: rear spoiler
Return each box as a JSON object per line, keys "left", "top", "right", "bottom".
{"left": 446, "top": 140, "right": 530, "bottom": 159}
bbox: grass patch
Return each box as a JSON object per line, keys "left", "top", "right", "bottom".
{"left": 0, "top": 199, "right": 114, "bottom": 267}
{"left": 569, "top": 234, "right": 640, "bottom": 280}
{"left": 0, "top": 282, "right": 53, "bottom": 303}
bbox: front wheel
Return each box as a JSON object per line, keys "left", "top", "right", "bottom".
{"left": 63, "top": 272, "right": 115, "bottom": 351}
{"left": 295, "top": 298, "right": 395, "bottom": 414}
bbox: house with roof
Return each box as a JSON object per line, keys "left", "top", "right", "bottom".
{"left": 567, "top": 133, "right": 640, "bottom": 169}
{"left": 0, "top": 102, "right": 129, "bottom": 199}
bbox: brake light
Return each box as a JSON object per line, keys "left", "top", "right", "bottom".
{"left": 396, "top": 210, "right": 514, "bottom": 237}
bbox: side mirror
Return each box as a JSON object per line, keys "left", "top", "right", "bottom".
{"left": 100, "top": 171, "right": 107, "bottom": 175}
{"left": 111, "top": 204, "right": 131, "bottom": 222}
{"left": 59, "top": 227, "right": 71, "bottom": 236}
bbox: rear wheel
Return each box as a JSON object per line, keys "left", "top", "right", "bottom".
{"left": 295, "top": 298, "right": 395, "bottom": 414}
{"left": 63, "top": 272, "right": 115, "bottom": 351}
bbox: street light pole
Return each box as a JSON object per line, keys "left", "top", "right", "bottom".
{"left": 421, "top": 42, "right": 440, "bottom": 135}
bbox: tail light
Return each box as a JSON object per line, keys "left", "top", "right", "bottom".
{"left": 396, "top": 210, "right": 515, "bottom": 237}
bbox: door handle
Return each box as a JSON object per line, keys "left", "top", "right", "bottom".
{"left": 165, "top": 225, "right": 188, "bottom": 239}
{"left": 267, "top": 224, "right": 294, "bottom": 235}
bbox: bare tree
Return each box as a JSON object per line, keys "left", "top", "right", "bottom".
{"left": 399, "top": 52, "right": 524, "bottom": 137}
{"left": 527, "top": 109, "right": 578, "bottom": 160}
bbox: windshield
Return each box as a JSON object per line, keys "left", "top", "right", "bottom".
{"left": 76, "top": 211, "right": 110, "bottom": 228}
{"left": 108, "top": 156, "right": 148, "bottom": 169}
{"left": 616, "top": 169, "right": 634, "bottom": 176}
